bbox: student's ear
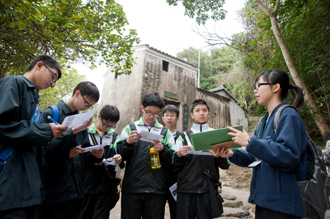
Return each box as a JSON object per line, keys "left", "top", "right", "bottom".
{"left": 140, "top": 105, "right": 144, "bottom": 111}
{"left": 35, "top": 61, "right": 43, "bottom": 71}
{"left": 97, "top": 114, "right": 101, "bottom": 120}
{"left": 273, "top": 83, "right": 281, "bottom": 93}
{"left": 191, "top": 112, "right": 194, "bottom": 119}
{"left": 74, "top": 90, "right": 80, "bottom": 97}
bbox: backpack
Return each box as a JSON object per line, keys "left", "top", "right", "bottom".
{"left": 259, "top": 104, "right": 328, "bottom": 218}
{"left": 48, "top": 105, "right": 59, "bottom": 123}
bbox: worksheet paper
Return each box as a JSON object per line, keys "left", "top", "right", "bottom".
{"left": 139, "top": 130, "right": 163, "bottom": 143}
{"left": 62, "top": 108, "right": 97, "bottom": 128}
{"left": 169, "top": 182, "right": 178, "bottom": 201}
{"left": 83, "top": 144, "right": 104, "bottom": 152}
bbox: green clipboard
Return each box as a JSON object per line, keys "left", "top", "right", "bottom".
{"left": 190, "top": 125, "right": 243, "bottom": 152}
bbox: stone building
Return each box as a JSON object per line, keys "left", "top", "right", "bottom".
{"left": 100, "top": 44, "right": 248, "bottom": 133}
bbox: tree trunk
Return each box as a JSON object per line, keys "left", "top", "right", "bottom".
{"left": 256, "top": 0, "right": 330, "bottom": 135}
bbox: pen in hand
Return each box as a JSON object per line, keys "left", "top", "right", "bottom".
{"left": 47, "top": 116, "right": 59, "bottom": 125}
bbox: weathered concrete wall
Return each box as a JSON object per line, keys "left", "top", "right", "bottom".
{"left": 196, "top": 89, "right": 231, "bottom": 129}
{"left": 214, "top": 90, "right": 248, "bottom": 130}
{"left": 141, "top": 52, "right": 197, "bottom": 131}
{"left": 100, "top": 49, "right": 145, "bottom": 133}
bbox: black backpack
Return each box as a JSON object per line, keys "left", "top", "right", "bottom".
{"left": 258, "top": 104, "right": 328, "bottom": 218}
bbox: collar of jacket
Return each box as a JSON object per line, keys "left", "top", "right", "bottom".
{"left": 58, "top": 99, "right": 78, "bottom": 115}
{"left": 88, "top": 122, "right": 114, "bottom": 134}
{"left": 20, "top": 75, "right": 37, "bottom": 89}
{"left": 191, "top": 122, "right": 210, "bottom": 133}
{"left": 137, "top": 116, "right": 162, "bottom": 128}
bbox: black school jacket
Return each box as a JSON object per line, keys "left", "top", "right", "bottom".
{"left": 41, "top": 100, "right": 102, "bottom": 205}
{"left": 174, "top": 123, "right": 230, "bottom": 194}
{"left": 0, "top": 76, "right": 53, "bottom": 211}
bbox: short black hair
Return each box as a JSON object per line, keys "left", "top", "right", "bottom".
{"left": 27, "top": 55, "right": 62, "bottom": 80}
{"left": 72, "top": 81, "right": 100, "bottom": 102}
{"left": 142, "top": 92, "right": 164, "bottom": 109}
{"left": 190, "top": 99, "right": 210, "bottom": 113}
{"left": 163, "top": 105, "right": 180, "bottom": 117}
{"left": 100, "top": 105, "right": 120, "bottom": 123}
{"left": 324, "top": 132, "right": 330, "bottom": 142}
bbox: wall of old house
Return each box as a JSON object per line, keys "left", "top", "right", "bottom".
{"left": 214, "top": 90, "right": 248, "bottom": 129}
{"left": 100, "top": 49, "right": 145, "bottom": 133}
{"left": 140, "top": 51, "right": 197, "bottom": 131}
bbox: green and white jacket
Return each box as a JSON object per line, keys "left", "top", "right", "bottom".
{"left": 116, "top": 117, "right": 175, "bottom": 194}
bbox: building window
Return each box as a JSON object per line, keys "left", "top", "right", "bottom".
{"left": 162, "top": 60, "right": 169, "bottom": 72}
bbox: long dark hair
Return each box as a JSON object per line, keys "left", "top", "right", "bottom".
{"left": 255, "top": 70, "right": 304, "bottom": 108}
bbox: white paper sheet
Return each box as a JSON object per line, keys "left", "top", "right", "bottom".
{"left": 169, "top": 182, "right": 178, "bottom": 201}
{"left": 61, "top": 108, "right": 97, "bottom": 128}
{"left": 139, "top": 130, "right": 163, "bottom": 143}
{"left": 83, "top": 144, "right": 104, "bottom": 152}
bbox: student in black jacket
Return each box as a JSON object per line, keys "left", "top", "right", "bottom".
{"left": 78, "top": 105, "right": 123, "bottom": 219}
{"left": 37, "top": 82, "right": 104, "bottom": 219}
{"left": 174, "top": 99, "right": 230, "bottom": 219}
{"left": 0, "top": 55, "right": 67, "bottom": 219}
{"left": 161, "top": 105, "right": 185, "bottom": 219}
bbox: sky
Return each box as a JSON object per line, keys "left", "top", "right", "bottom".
{"left": 73, "top": 0, "right": 246, "bottom": 98}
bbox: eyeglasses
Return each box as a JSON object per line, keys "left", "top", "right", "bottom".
{"left": 254, "top": 82, "right": 276, "bottom": 91}
{"left": 163, "top": 114, "right": 177, "bottom": 118}
{"left": 44, "top": 64, "right": 58, "bottom": 87}
{"left": 144, "top": 110, "right": 160, "bottom": 118}
{"left": 101, "top": 120, "right": 116, "bottom": 129}
{"left": 81, "top": 95, "right": 93, "bottom": 109}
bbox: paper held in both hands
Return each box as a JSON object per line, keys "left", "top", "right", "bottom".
{"left": 189, "top": 125, "right": 243, "bottom": 152}
{"left": 61, "top": 108, "right": 97, "bottom": 128}
{"left": 138, "top": 130, "right": 163, "bottom": 143}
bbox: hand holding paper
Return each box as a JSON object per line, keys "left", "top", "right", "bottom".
{"left": 83, "top": 145, "right": 104, "bottom": 152}
{"left": 61, "top": 108, "right": 97, "bottom": 128}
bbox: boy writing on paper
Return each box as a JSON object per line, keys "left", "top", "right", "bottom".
{"left": 116, "top": 92, "right": 176, "bottom": 219}
{"left": 161, "top": 105, "right": 185, "bottom": 219}
{"left": 0, "top": 55, "right": 67, "bottom": 219}
{"left": 37, "top": 82, "right": 104, "bottom": 219}
{"left": 174, "top": 99, "right": 230, "bottom": 219}
{"left": 78, "top": 105, "right": 124, "bottom": 219}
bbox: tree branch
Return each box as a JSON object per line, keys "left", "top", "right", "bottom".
{"left": 255, "top": 0, "right": 271, "bottom": 16}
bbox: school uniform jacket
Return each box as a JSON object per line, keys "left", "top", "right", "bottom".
{"left": 83, "top": 123, "right": 119, "bottom": 194}
{"left": 229, "top": 102, "right": 307, "bottom": 218}
{"left": 0, "top": 76, "right": 53, "bottom": 211}
{"left": 174, "top": 123, "right": 230, "bottom": 194}
{"left": 116, "top": 117, "right": 175, "bottom": 195}
{"left": 41, "top": 100, "right": 102, "bottom": 205}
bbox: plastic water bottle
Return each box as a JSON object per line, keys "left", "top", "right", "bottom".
{"left": 150, "top": 147, "right": 161, "bottom": 169}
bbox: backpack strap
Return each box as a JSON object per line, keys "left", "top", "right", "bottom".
{"left": 129, "top": 123, "right": 136, "bottom": 132}
{"left": 0, "top": 145, "right": 18, "bottom": 172}
{"left": 273, "top": 104, "right": 295, "bottom": 134}
{"left": 47, "top": 105, "right": 59, "bottom": 123}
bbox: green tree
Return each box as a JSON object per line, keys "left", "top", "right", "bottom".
{"left": 166, "top": 0, "right": 227, "bottom": 25}
{"left": 0, "top": 0, "right": 140, "bottom": 79}
{"left": 38, "top": 65, "right": 86, "bottom": 111}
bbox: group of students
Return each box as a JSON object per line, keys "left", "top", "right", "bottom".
{"left": 0, "top": 55, "right": 309, "bottom": 219}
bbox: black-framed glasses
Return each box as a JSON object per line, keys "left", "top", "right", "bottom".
{"left": 144, "top": 110, "right": 160, "bottom": 118}
{"left": 81, "top": 95, "right": 93, "bottom": 109}
{"left": 44, "top": 64, "right": 58, "bottom": 87}
{"left": 254, "top": 82, "right": 276, "bottom": 91}
{"left": 101, "top": 119, "right": 116, "bottom": 129}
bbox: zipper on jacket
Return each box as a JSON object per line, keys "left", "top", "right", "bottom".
{"left": 200, "top": 124, "right": 202, "bottom": 132}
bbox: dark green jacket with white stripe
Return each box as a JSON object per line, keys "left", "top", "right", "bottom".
{"left": 116, "top": 117, "right": 175, "bottom": 195}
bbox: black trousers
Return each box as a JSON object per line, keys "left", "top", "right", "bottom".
{"left": 78, "top": 192, "right": 112, "bottom": 219}
{"left": 177, "top": 192, "right": 213, "bottom": 219}
{"left": 35, "top": 198, "right": 81, "bottom": 219}
{"left": 161, "top": 187, "right": 177, "bottom": 219}
{"left": 121, "top": 193, "right": 165, "bottom": 219}
{"left": 255, "top": 205, "right": 301, "bottom": 219}
{"left": 0, "top": 206, "right": 36, "bottom": 219}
